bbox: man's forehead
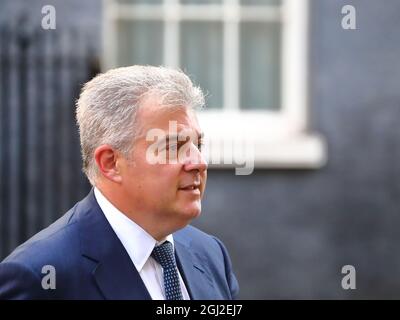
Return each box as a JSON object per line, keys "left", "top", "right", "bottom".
{"left": 136, "top": 102, "right": 202, "bottom": 139}
{"left": 176, "top": 123, "right": 202, "bottom": 136}
{"left": 139, "top": 99, "right": 199, "bottom": 122}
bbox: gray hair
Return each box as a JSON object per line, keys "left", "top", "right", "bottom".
{"left": 76, "top": 65, "right": 205, "bottom": 185}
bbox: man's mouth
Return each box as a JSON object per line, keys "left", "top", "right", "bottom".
{"left": 181, "top": 186, "right": 196, "bottom": 190}
{"left": 178, "top": 183, "right": 201, "bottom": 194}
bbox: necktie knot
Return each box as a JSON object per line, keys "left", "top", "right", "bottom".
{"left": 151, "top": 241, "right": 177, "bottom": 269}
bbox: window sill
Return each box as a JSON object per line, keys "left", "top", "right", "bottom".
{"left": 197, "top": 111, "right": 327, "bottom": 172}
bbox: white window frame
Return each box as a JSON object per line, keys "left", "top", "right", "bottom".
{"left": 102, "top": 0, "right": 327, "bottom": 170}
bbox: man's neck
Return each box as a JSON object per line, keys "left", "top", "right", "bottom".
{"left": 94, "top": 183, "right": 175, "bottom": 241}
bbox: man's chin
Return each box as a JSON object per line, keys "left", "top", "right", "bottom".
{"left": 178, "top": 204, "right": 202, "bottom": 223}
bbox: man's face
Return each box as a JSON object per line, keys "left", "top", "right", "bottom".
{"left": 119, "top": 96, "right": 207, "bottom": 232}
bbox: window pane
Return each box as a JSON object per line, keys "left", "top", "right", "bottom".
{"left": 240, "top": 22, "right": 281, "bottom": 110}
{"left": 116, "top": 21, "right": 164, "bottom": 67}
{"left": 180, "top": 22, "right": 223, "bottom": 109}
{"left": 181, "top": 0, "right": 222, "bottom": 4}
{"left": 240, "top": 0, "right": 281, "bottom": 5}
{"left": 117, "top": 0, "right": 162, "bottom": 4}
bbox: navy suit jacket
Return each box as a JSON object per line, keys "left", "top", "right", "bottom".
{"left": 0, "top": 190, "right": 239, "bottom": 299}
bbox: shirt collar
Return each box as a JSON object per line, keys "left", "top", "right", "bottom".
{"left": 94, "top": 187, "right": 174, "bottom": 272}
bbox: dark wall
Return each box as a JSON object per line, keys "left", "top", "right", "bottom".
{"left": 0, "top": 0, "right": 99, "bottom": 256}
{"left": 194, "top": 0, "right": 400, "bottom": 298}
{"left": 1, "top": 0, "right": 400, "bottom": 299}
{"left": 0, "top": 0, "right": 101, "bottom": 44}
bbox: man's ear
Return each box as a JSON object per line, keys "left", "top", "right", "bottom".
{"left": 94, "top": 145, "right": 123, "bottom": 183}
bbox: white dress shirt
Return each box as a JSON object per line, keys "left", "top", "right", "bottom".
{"left": 94, "top": 187, "right": 190, "bottom": 300}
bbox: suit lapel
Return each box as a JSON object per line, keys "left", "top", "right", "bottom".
{"left": 77, "top": 189, "right": 216, "bottom": 300}
{"left": 77, "top": 189, "right": 151, "bottom": 300}
{"left": 92, "top": 254, "right": 151, "bottom": 300}
{"left": 174, "top": 238, "right": 216, "bottom": 300}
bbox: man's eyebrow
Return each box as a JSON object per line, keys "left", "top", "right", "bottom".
{"left": 151, "top": 132, "right": 204, "bottom": 147}
{"left": 163, "top": 132, "right": 204, "bottom": 142}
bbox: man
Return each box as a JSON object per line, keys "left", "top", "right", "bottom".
{"left": 0, "top": 65, "right": 239, "bottom": 299}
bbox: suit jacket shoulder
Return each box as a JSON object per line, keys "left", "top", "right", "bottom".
{"left": 0, "top": 200, "right": 90, "bottom": 299}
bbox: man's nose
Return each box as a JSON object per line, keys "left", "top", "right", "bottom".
{"left": 182, "top": 143, "right": 208, "bottom": 172}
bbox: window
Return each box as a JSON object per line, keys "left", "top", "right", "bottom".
{"left": 103, "top": 0, "right": 326, "bottom": 172}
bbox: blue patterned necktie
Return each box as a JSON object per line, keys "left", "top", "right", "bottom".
{"left": 151, "top": 241, "right": 184, "bottom": 300}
